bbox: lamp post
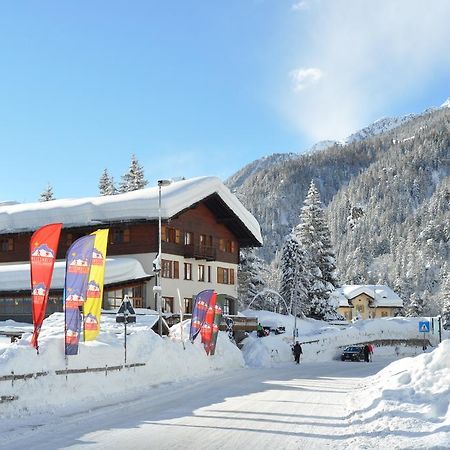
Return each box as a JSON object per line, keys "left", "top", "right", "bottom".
{"left": 153, "top": 179, "right": 172, "bottom": 336}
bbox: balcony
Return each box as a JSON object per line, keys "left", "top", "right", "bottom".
{"left": 184, "top": 244, "right": 216, "bottom": 261}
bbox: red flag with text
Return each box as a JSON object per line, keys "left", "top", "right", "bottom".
{"left": 30, "top": 223, "right": 62, "bottom": 349}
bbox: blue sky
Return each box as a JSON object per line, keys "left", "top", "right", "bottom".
{"left": 1, "top": 0, "right": 450, "bottom": 202}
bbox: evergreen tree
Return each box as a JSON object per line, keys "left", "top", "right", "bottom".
{"left": 295, "top": 180, "right": 340, "bottom": 320}
{"left": 279, "top": 232, "right": 309, "bottom": 316}
{"left": 237, "top": 248, "right": 267, "bottom": 311}
{"left": 405, "top": 292, "right": 425, "bottom": 316}
{"left": 440, "top": 274, "right": 450, "bottom": 329}
{"left": 39, "top": 183, "right": 55, "bottom": 202}
{"left": 99, "top": 168, "right": 117, "bottom": 195}
{"left": 119, "top": 154, "right": 148, "bottom": 192}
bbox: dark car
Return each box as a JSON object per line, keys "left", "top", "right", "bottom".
{"left": 341, "top": 346, "right": 364, "bottom": 362}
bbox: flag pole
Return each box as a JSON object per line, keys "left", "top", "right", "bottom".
{"left": 177, "top": 288, "right": 185, "bottom": 350}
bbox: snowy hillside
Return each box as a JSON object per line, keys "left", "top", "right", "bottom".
{"left": 345, "top": 114, "right": 417, "bottom": 143}
{"left": 228, "top": 102, "right": 450, "bottom": 316}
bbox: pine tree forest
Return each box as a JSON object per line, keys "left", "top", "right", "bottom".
{"left": 229, "top": 105, "right": 450, "bottom": 318}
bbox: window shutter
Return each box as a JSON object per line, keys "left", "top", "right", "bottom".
{"left": 174, "top": 261, "right": 179, "bottom": 278}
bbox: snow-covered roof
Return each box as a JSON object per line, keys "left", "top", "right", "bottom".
{"left": 333, "top": 285, "right": 403, "bottom": 308}
{"left": 0, "top": 257, "right": 151, "bottom": 291}
{"left": 0, "top": 176, "right": 263, "bottom": 246}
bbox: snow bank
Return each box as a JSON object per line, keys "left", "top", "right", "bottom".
{"left": 0, "top": 313, "right": 244, "bottom": 424}
{"left": 240, "top": 310, "right": 439, "bottom": 367}
{"left": 345, "top": 340, "right": 450, "bottom": 448}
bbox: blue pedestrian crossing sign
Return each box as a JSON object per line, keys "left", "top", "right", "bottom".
{"left": 419, "top": 321, "right": 430, "bottom": 333}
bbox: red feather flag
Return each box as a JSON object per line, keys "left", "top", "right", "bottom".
{"left": 201, "top": 291, "right": 217, "bottom": 355}
{"left": 30, "top": 223, "right": 62, "bottom": 350}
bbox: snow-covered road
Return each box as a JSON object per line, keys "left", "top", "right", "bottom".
{"left": 1, "top": 359, "right": 393, "bottom": 450}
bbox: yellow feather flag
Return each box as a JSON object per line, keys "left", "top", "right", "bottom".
{"left": 83, "top": 229, "right": 109, "bottom": 341}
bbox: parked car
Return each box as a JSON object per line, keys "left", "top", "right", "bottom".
{"left": 341, "top": 346, "right": 365, "bottom": 362}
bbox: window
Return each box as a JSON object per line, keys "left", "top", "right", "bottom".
{"left": 0, "top": 296, "right": 34, "bottom": 316}
{"left": 184, "top": 297, "right": 193, "bottom": 313}
{"left": 110, "top": 228, "right": 130, "bottom": 244}
{"left": 356, "top": 305, "right": 364, "bottom": 313}
{"left": 161, "top": 260, "right": 179, "bottom": 279}
{"left": 200, "top": 234, "right": 212, "bottom": 247}
{"left": 47, "top": 296, "right": 62, "bottom": 314}
{"left": 381, "top": 311, "right": 389, "bottom": 317}
{"left": 162, "top": 296, "right": 174, "bottom": 313}
{"left": 222, "top": 297, "right": 231, "bottom": 315}
{"left": 66, "top": 232, "right": 84, "bottom": 247}
{"left": 198, "top": 265, "right": 205, "bottom": 282}
{"left": 184, "top": 231, "right": 193, "bottom": 245}
{"left": 162, "top": 225, "right": 181, "bottom": 244}
{"left": 105, "top": 284, "right": 145, "bottom": 308}
{"left": 219, "top": 238, "right": 236, "bottom": 253}
{"left": 207, "top": 266, "right": 211, "bottom": 282}
{"left": 217, "top": 267, "right": 235, "bottom": 285}
{"left": 184, "top": 262, "right": 192, "bottom": 280}
{"left": 0, "top": 238, "right": 13, "bottom": 252}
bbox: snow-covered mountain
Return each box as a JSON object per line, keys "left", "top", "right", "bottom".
{"left": 345, "top": 114, "right": 418, "bottom": 143}
{"left": 228, "top": 100, "right": 450, "bottom": 193}
{"left": 227, "top": 99, "right": 450, "bottom": 316}
{"left": 226, "top": 152, "right": 297, "bottom": 192}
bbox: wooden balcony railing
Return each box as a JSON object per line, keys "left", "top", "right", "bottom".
{"left": 184, "top": 244, "right": 217, "bottom": 261}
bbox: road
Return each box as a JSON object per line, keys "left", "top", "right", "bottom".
{"left": 1, "top": 359, "right": 391, "bottom": 450}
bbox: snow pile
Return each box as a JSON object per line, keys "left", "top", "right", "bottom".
{"left": 240, "top": 310, "right": 439, "bottom": 367}
{"left": 345, "top": 340, "right": 450, "bottom": 448}
{"left": 0, "top": 313, "right": 244, "bottom": 423}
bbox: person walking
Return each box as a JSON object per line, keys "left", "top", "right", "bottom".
{"left": 368, "top": 343, "right": 374, "bottom": 362}
{"left": 293, "top": 341, "right": 302, "bottom": 364}
{"left": 363, "top": 344, "right": 370, "bottom": 362}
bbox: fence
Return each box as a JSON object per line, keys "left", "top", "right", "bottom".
{"left": 0, "top": 362, "right": 146, "bottom": 402}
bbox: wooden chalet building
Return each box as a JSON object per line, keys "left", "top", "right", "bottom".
{"left": 0, "top": 177, "right": 263, "bottom": 322}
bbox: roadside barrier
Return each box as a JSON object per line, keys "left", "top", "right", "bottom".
{"left": 0, "top": 362, "right": 146, "bottom": 390}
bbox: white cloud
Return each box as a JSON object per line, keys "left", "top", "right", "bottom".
{"left": 280, "top": 0, "right": 450, "bottom": 142}
{"left": 289, "top": 67, "right": 323, "bottom": 91}
{"left": 291, "top": 1, "right": 309, "bottom": 11}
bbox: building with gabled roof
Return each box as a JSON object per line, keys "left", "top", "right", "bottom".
{"left": 331, "top": 284, "right": 403, "bottom": 321}
{"left": 0, "top": 176, "right": 263, "bottom": 322}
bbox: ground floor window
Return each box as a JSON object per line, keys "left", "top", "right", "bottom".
{"left": 0, "top": 294, "right": 63, "bottom": 319}
{"left": 222, "top": 297, "right": 231, "bottom": 315}
{"left": 184, "top": 297, "right": 193, "bottom": 313}
{"left": 162, "top": 296, "right": 174, "bottom": 313}
{"left": 343, "top": 310, "right": 352, "bottom": 321}
{"left": 105, "top": 284, "right": 145, "bottom": 309}
{"left": 0, "top": 297, "right": 31, "bottom": 315}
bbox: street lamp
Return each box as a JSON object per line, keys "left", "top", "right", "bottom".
{"left": 153, "top": 179, "right": 172, "bottom": 336}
